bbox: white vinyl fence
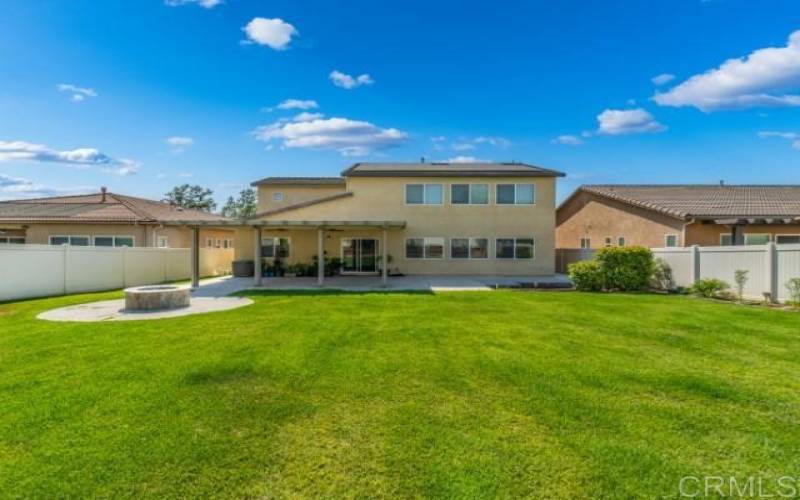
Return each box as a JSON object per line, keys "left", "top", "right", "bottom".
{"left": 556, "top": 244, "right": 800, "bottom": 302}
{"left": 0, "top": 244, "right": 233, "bottom": 302}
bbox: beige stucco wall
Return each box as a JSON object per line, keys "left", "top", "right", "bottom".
{"left": 239, "top": 175, "right": 558, "bottom": 275}
{"left": 256, "top": 183, "right": 346, "bottom": 212}
{"left": 556, "top": 192, "right": 686, "bottom": 249}
{"left": 10, "top": 223, "right": 233, "bottom": 248}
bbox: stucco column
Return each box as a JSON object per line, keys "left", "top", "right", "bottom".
{"left": 382, "top": 228, "right": 388, "bottom": 286}
{"left": 190, "top": 227, "right": 200, "bottom": 289}
{"left": 253, "top": 227, "right": 262, "bottom": 286}
{"left": 317, "top": 228, "right": 325, "bottom": 286}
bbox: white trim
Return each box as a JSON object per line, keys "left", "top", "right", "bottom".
{"left": 450, "top": 183, "right": 490, "bottom": 206}
{"left": 271, "top": 191, "right": 284, "bottom": 202}
{"left": 404, "top": 183, "right": 444, "bottom": 206}
{"left": 617, "top": 236, "right": 626, "bottom": 247}
{"left": 157, "top": 236, "right": 169, "bottom": 248}
{"left": 664, "top": 234, "right": 679, "bottom": 248}
{"left": 604, "top": 236, "right": 613, "bottom": 247}
{"left": 0, "top": 236, "right": 25, "bottom": 244}
{"left": 450, "top": 237, "right": 489, "bottom": 259}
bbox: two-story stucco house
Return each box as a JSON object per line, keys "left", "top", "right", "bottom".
{"left": 233, "top": 161, "right": 565, "bottom": 284}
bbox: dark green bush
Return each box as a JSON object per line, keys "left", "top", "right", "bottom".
{"left": 594, "top": 246, "right": 656, "bottom": 291}
{"left": 568, "top": 260, "right": 603, "bottom": 291}
{"left": 689, "top": 278, "right": 730, "bottom": 298}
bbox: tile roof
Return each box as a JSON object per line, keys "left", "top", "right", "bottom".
{"left": 0, "top": 192, "right": 230, "bottom": 224}
{"left": 576, "top": 185, "right": 800, "bottom": 219}
{"left": 250, "top": 176, "right": 346, "bottom": 186}
{"left": 342, "top": 162, "right": 565, "bottom": 177}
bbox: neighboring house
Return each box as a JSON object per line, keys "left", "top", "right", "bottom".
{"left": 234, "top": 161, "right": 565, "bottom": 279}
{"left": 0, "top": 188, "right": 235, "bottom": 248}
{"left": 556, "top": 184, "right": 800, "bottom": 249}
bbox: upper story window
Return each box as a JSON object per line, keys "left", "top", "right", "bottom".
{"left": 272, "top": 192, "right": 284, "bottom": 202}
{"left": 406, "top": 184, "right": 443, "bottom": 205}
{"left": 496, "top": 183, "right": 534, "bottom": 205}
{"left": 604, "top": 237, "right": 612, "bottom": 247}
{"left": 451, "top": 184, "right": 489, "bottom": 205}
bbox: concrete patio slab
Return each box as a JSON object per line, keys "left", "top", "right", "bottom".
{"left": 249, "top": 274, "right": 571, "bottom": 292}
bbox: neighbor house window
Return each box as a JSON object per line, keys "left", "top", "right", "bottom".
{"left": 451, "top": 184, "right": 489, "bottom": 205}
{"left": 665, "top": 234, "right": 678, "bottom": 247}
{"left": 406, "top": 184, "right": 443, "bottom": 205}
{"left": 720, "top": 234, "right": 733, "bottom": 246}
{"left": 580, "top": 237, "right": 591, "bottom": 249}
{"left": 604, "top": 237, "right": 612, "bottom": 247}
{"left": 744, "top": 234, "right": 771, "bottom": 245}
{"left": 94, "top": 236, "right": 134, "bottom": 247}
{"left": 450, "top": 238, "right": 489, "bottom": 259}
{"left": 0, "top": 237, "right": 24, "bottom": 244}
{"left": 496, "top": 184, "right": 535, "bottom": 205}
{"left": 776, "top": 234, "right": 800, "bottom": 244}
{"left": 157, "top": 236, "right": 168, "bottom": 248}
{"left": 405, "top": 237, "right": 444, "bottom": 259}
{"left": 261, "top": 237, "right": 290, "bottom": 258}
{"left": 222, "top": 238, "right": 233, "bottom": 249}
{"left": 205, "top": 237, "right": 214, "bottom": 247}
{"left": 496, "top": 238, "right": 534, "bottom": 259}
{"left": 617, "top": 236, "right": 626, "bottom": 247}
{"left": 216, "top": 238, "right": 222, "bottom": 248}
{"left": 49, "top": 235, "right": 90, "bottom": 246}
{"left": 272, "top": 192, "right": 284, "bottom": 202}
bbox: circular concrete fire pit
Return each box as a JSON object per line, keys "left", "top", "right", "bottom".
{"left": 124, "top": 285, "right": 190, "bottom": 312}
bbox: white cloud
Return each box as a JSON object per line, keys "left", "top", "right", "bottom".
{"left": 165, "top": 0, "right": 222, "bottom": 7}
{"left": 178, "top": 172, "right": 194, "bottom": 178}
{"left": 758, "top": 130, "right": 800, "bottom": 150}
{"left": 654, "top": 30, "right": 800, "bottom": 111}
{"left": 651, "top": 73, "right": 675, "bottom": 86}
{"left": 596, "top": 108, "right": 666, "bottom": 135}
{"left": 292, "top": 112, "right": 324, "bottom": 122}
{"left": 102, "top": 159, "right": 140, "bottom": 176}
{"left": 551, "top": 135, "right": 584, "bottom": 146}
{"left": 430, "top": 136, "right": 446, "bottom": 150}
{"left": 451, "top": 142, "right": 475, "bottom": 151}
{"left": 165, "top": 136, "right": 194, "bottom": 153}
{"left": 445, "top": 156, "right": 491, "bottom": 163}
{"left": 474, "top": 136, "right": 511, "bottom": 148}
{"left": 0, "top": 174, "right": 91, "bottom": 200}
{"left": 242, "top": 17, "right": 297, "bottom": 50}
{"left": 56, "top": 83, "right": 97, "bottom": 103}
{"left": 0, "top": 140, "right": 116, "bottom": 165}
{"left": 329, "top": 70, "right": 374, "bottom": 89}
{"left": 276, "top": 99, "right": 318, "bottom": 111}
{"left": 253, "top": 116, "right": 407, "bottom": 156}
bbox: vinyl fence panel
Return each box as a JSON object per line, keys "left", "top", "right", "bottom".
{"left": 777, "top": 244, "right": 800, "bottom": 303}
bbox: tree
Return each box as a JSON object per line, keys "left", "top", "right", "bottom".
{"left": 220, "top": 188, "right": 257, "bottom": 219}
{"left": 163, "top": 184, "right": 217, "bottom": 213}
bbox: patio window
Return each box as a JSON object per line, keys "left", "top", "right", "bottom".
{"left": 744, "top": 234, "right": 770, "bottom": 245}
{"left": 451, "top": 238, "right": 488, "bottom": 259}
{"left": 0, "top": 237, "right": 25, "bottom": 244}
{"left": 451, "top": 184, "right": 489, "bottom": 205}
{"left": 262, "top": 237, "right": 290, "bottom": 258}
{"left": 720, "top": 234, "right": 733, "bottom": 246}
{"left": 405, "top": 237, "right": 444, "bottom": 259}
{"left": 496, "top": 183, "right": 535, "bottom": 205}
{"left": 406, "top": 184, "right": 443, "bottom": 205}
{"left": 157, "top": 236, "right": 168, "bottom": 248}
{"left": 496, "top": 238, "right": 535, "bottom": 259}
{"left": 665, "top": 234, "right": 678, "bottom": 247}
{"left": 776, "top": 234, "right": 800, "bottom": 244}
{"left": 580, "top": 237, "right": 591, "bottom": 249}
{"left": 49, "top": 235, "right": 90, "bottom": 246}
{"left": 94, "top": 236, "right": 134, "bottom": 247}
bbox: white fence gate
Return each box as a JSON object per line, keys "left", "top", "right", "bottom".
{"left": 556, "top": 244, "right": 800, "bottom": 302}
{"left": 0, "top": 244, "right": 233, "bottom": 302}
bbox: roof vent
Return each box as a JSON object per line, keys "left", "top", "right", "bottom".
{"left": 420, "top": 156, "right": 426, "bottom": 164}
{"left": 719, "top": 180, "right": 725, "bottom": 187}
{"left": 100, "top": 186, "right": 107, "bottom": 202}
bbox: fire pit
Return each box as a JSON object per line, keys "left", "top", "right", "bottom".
{"left": 124, "top": 285, "right": 190, "bottom": 312}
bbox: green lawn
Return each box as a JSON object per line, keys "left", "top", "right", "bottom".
{"left": 1, "top": 289, "right": 799, "bottom": 498}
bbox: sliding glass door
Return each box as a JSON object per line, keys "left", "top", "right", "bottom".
{"left": 341, "top": 238, "right": 379, "bottom": 274}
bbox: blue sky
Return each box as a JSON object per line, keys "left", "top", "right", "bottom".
{"left": 1, "top": 0, "right": 799, "bottom": 205}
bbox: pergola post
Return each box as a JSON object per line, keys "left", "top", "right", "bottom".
{"left": 317, "top": 228, "right": 325, "bottom": 286}
{"left": 382, "top": 227, "right": 388, "bottom": 286}
{"left": 190, "top": 226, "right": 200, "bottom": 289}
{"left": 253, "top": 227, "right": 262, "bottom": 286}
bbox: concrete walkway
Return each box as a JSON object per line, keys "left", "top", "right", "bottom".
{"left": 38, "top": 276, "right": 253, "bottom": 322}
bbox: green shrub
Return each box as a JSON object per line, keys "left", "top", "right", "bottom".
{"left": 595, "top": 246, "right": 655, "bottom": 291}
{"left": 786, "top": 278, "right": 800, "bottom": 307}
{"left": 689, "top": 278, "right": 730, "bottom": 298}
{"left": 568, "top": 260, "right": 603, "bottom": 291}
